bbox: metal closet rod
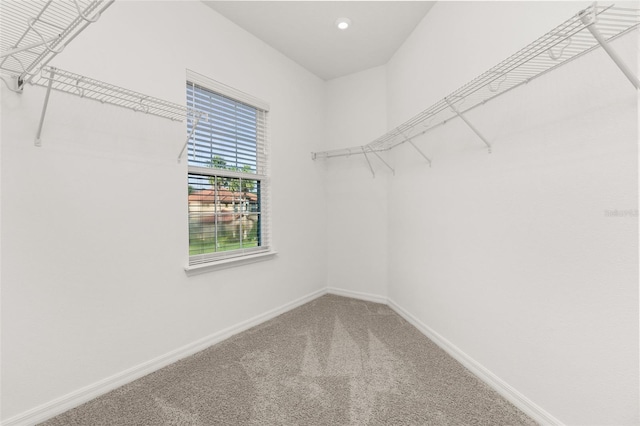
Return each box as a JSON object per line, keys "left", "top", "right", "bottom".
{"left": 311, "top": 2, "right": 640, "bottom": 168}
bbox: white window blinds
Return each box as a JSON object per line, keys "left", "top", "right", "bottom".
{"left": 186, "top": 70, "right": 270, "bottom": 265}
{"left": 186, "top": 82, "right": 268, "bottom": 174}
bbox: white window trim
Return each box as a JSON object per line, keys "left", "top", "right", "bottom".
{"left": 185, "top": 69, "right": 272, "bottom": 274}
{"left": 186, "top": 69, "right": 270, "bottom": 112}
{"left": 184, "top": 249, "right": 277, "bottom": 276}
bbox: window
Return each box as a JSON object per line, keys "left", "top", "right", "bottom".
{"left": 186, "top": 70, "right": 271, "bottom": 269}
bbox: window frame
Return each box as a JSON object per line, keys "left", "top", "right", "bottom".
{"left": 184, "top": 70, "right": 274, "bottom": 274}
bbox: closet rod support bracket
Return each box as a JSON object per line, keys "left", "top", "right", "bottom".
{"left": 400, "top": 131, "right": 431, "bottom": 166}
{"left": 367, "top": 146, "right": 395, "bottom": 175}
{"left": 445, "top": 97, "right": 492, "bottom": 153}
{"left": 361, "top": 146, "right": 376, "bottom": 178}
{"left": 177, "top": 112, "right": 204, "bottom": 163}
{"left": 407, "top": 139, "right": 431, "bottom": 167}
{"left": 579, "top": 10, "right": 640, "bottom": 90}
{"left": 35, "top": 68, "right": 55, "bottom": 146}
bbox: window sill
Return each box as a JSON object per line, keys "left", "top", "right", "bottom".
{"left": 184, "top": 250, "right": 277, "bottom": 276}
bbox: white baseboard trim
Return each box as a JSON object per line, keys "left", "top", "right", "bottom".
{"left": 387, "top": 298, "right": 565, "bottom": 426}
{"left": 1, "top": 288, "right": 327, "bottom": 426}
{"left": 326, "top": 287, "right": 388, "bottom": 305}
{"left": 3, "top": 288, "right": 562, "bottom": 426}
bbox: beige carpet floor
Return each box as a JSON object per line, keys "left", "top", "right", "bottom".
{"left": 41, "top": 294, "right": 537, "bottom": 425}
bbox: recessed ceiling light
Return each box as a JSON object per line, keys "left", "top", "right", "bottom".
{"left": 335, "top": 17, "right": 351, "bottom": 30}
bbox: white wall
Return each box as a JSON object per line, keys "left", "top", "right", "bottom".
{"left": 2, "top": 1, "right": 638, "bottom": 425}
{"left": 323, "top": 66, "right": 389, "bottom": 298}
{"left": 386, "top": 2, "right": 638, "bottom": 425}
{"left": 0, "top": 1, "right": 327, "bottom": 421}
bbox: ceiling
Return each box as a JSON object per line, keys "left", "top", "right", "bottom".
{"left": 202, "top": 1, "right": 435, "bottom": 81}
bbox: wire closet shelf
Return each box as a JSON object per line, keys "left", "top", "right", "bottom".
{"left": 0, "top": 0, "right": 114, "bottom": 89}
{"left": 28, "top": 66, "right": 206, "bottom": 155}
{"left": 1, "top": 0, "right": 206, "bottom": 149}
{"left": 311, "top": 3, "right": 640, "bottom": 162}
{"left": 33, "top": 66, "right": 196, "bottom": 122}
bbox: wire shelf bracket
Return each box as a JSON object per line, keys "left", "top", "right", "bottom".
{"left": 399, "top": 129, "right": 432, "bottom": 166}
{"left": 362, "top": 147, "right": 376, "bottom": 178}
{"left": 445, "top": 97, "right": 492, "bottom": 153}
{"left": 579, "top": 7, "right": 640, "bottom": 89}
{"left": 367, "top": 146, "right": 395, "bottom": 176}
{"left": 358, "top": 145, "right": 396, "bottom": 178}
{"left": 311, "top": 2, "right": 640, "bottom": 175}
{"left": 407, "top": 139, "right": 432, "bottom": 167}
{"left": 178, "top": 111, "right": 207, "bottom": 163}
{"left": 28, "top": 66, "right": 205, "bottom": 147}
{"left": 35, "top": 67, "right": 55, "bottom": 146}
